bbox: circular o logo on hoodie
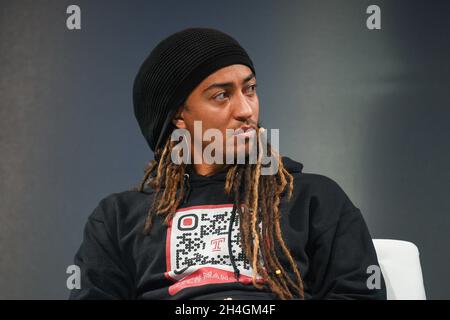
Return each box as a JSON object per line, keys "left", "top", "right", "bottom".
{"left": 178, "top": 214, "right": 198, "bottom": 231}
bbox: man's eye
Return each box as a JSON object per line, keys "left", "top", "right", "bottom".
{"left": 246, "top": 84, "right": 257, "bottom": 94}
{"left": 213, "top": 92, "right": 228, "bottom": 100}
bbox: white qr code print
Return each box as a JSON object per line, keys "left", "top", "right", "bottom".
{"left": 164, "top": 204, "right": 266, "bottom": 295}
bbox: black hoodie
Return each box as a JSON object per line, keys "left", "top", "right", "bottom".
{"left": 69, "top": 156, "right": 386, "bottom": 300}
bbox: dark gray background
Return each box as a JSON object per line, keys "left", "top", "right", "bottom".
{"left": 1, "top": 0, "right": 449, "bottom": 299}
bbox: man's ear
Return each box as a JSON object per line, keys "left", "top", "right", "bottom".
{"left": 172, "top": 107, "right": 186, "bottom": 129}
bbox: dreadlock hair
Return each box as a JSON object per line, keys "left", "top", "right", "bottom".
{"left": 131, "top": 127, "right": 304, "bottom": 300}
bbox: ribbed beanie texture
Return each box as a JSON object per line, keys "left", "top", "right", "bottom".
{"left": 132, "top": 27, "right": 255, "bottom": 152}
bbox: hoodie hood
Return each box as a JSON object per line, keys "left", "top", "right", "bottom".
{"left": 184, "top": 156, "right": 304, "bottom": 184}
{"left": 281, "top": 156, "right": 304, "bottom": 174}
{"left": 142, "top": 156, "right": 303, "bottom": 199}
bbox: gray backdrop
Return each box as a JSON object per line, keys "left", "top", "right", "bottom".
{"left": 1, "top": 0, "right": 449, "bottom": 299}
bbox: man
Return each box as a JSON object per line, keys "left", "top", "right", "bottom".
{"left": 69, "top": 28, "right": 386, "bottom": 300}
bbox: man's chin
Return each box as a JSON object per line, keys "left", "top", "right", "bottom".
{"left": 225, "top": 145, "right": 258, "bottom": 164}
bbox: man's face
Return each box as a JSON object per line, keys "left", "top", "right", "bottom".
{"left": 173, "top": 64, "right": 259, "bottom": 163}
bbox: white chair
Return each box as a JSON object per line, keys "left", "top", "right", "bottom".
{"left": 372, "top": 239, "right": 426, "bottom": 300}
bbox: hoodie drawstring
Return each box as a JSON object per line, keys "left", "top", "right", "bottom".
{"left": 183, "top": 173, "right": 191, "bottom": 204}
{"left": 228, "top": 204, "right": 240, "bottom": 281}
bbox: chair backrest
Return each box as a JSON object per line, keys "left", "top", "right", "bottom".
{"left": 372, "top": 239, "right": 426, "bottom": 300}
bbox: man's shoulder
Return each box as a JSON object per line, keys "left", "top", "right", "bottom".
{"left": 282, "top": 155, "right": 343, "bottom": 192}
{"left": 89, "top": 187, "right": 154, "bottom": 225}
{"left": 282, "top": 155, "right": 358, "bottom": 215}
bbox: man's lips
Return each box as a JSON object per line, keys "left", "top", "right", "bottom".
{"left": 233, "top": 125, "right": 257, "bottom": 136}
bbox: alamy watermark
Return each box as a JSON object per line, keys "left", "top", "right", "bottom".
{"left": 169, "top": 121, "right": 280, "bottom": 175}
{"left": 66, "top": 264, "right": 81, "bottom": 290}
{"left": 366, "top": 264, "right": 382, "bottom": 290}
{"left": 66, "top": 5, "right": 81, "bottom": 30}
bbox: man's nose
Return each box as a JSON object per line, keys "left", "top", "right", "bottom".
{"left": 233, "top": 91, "right": 253, "bottom": 121}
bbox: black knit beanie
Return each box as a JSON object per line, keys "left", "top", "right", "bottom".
{"left": 132, "top": 27, "right": 256, "bottom": 153}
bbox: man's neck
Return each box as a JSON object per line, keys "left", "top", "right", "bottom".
{"left": 193, "top": 163, "right": 228, "bottom": 176}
